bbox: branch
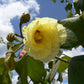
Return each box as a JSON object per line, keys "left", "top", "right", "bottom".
{"left": 15, "top": 33, "right": 24, "bottom": 38}
{"left": 55, "top": 56, "right": 70, "bottom": 63}
{"left": 11, "top": 42, "right": 23, "bottom": 48}
{"left": 14, "top": 44, "right": 24, "bottom": 53}
{"left": 45, "top": 60, "right": 60, "bottom": 82}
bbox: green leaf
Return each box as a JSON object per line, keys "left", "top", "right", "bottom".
{"left": 7, "top": 42, "right": 14, "bottom": 49}
{"left": 73, "top": 0, "right": 78, "bottom": 9}
{"left": 68, "top": 55, "right": 84, "bottom": 84}
{"left": 0, "top": 70, "right": 11, "bottom": 84}
{"left": 73, "top": 0, "right": 80, "bottom": 14}
{"left": 15, "top": 55, "right": 28, "bottom": 84}
{"left": 48, "top": 61, "right": 53, "bottom": 69}
{"left": 52, "top": 0, "right": 56, "bottom": 3}
{"left": 0, "top": 57, "right": 12, "bottom": 84}
{"left": 65, "top": 2, "right": 72, "bottom": 11}
{"left": 57, "top": 73, "right": 63, "bottom": 83}
{"left": 0, "top": 58, "right": 5, "bottom": 74}
{"left": 27, "top": 56, "right": 46, "bottom": 83}
{"left": 7, "top": 42, "right": 21, "bottom": 51}
{"left": 67, "top": 11, "right": 73, "bottom": 18}
{"left": 73, "top": 0, "right": 84, "bottom": 11}
{"left": 58, "top": 14, "right": 84, "bottom": 49}
{"left": 77, "top": 0, "right": 84, "bottom": 11}
{"left": 16, "top": 55, "right": 46, "bottom": 83}
{"left": 62, "top": 29, "right": 78, "bottom": 50}
{"left": 57, "top": 56, "right": 71, "bottom": 73}
{"left": 12, "top": 44, "right": 20, "bottom": 52}
{"left": 75, "top": 9, "right": 80, "bottom": 15}
{"left": 60, "top": 0, "right": 64, "bottom": 3}
{"left": 17, "top": 78, "right": 21, "bottom": 84}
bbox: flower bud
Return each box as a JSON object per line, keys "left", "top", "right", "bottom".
{"left": 6, "top": 33, "right": 15, "bottom": 42}
{"left": 20, "top": 13, "right": 30, "bottom": 36}
{"left": 5, "top": 50, "right": 17, "bottom": 71}
{"left": 20, "top": 13, "right": 30, "bottom": 24}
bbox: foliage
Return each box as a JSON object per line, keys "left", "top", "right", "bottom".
{"left": 68, "top": 55, "right": 84, "bottom": 84}
{"left": 52, "top": 0, "right": 56, "bottom": 3}
{"left": 0, "top": 1, "right": 84, "bottom": 84}
{"left": 59, "top": 14, "right": 84, "bottom": 48}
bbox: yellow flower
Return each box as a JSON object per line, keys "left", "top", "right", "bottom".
{"left": 22, "top": 17, "right": 67, "bottom": 62}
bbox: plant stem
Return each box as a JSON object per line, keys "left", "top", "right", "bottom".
{"left": 55, "top": 56, "right": 70, "bottom": 63}
{"left": 11, "top": 42, "right": 23, "bottom": 48}
{"left": 15, "top": 33, "right": 24, "bottom": 38}
{"left": 14, "top": 44, "right": 24, "bottom": 53}
{"left": 45, "top": 60, "right": 60, "bottom": 82}
{"left": 19, "top": 22, "right": 23, "bottom": 38}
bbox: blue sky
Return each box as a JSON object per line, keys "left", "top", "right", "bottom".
{"left": 11, "top": 0, "right": 68, "bottom": 34}
{"left": 0, "top": 0, "right": 84, "bottom": 84}
{"left": 37, "top": 0, "right": 67, "bottom": 19}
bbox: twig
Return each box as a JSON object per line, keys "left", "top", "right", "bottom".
{"left": 45, "top": 60, "right": 60, "bottom": 82}
{"left": 19, "top": 23, "right": 23, "bottom": 37}
{"left": 62, "top": 53, "right": 68, "bottom": 56}
{"left": 15, "top": 33, "right": 24, "bottom": 38}
{"left": 14, "top": 44, "right": 24, "bottom": 53}
{"left": 55, "top": 56, "right": 70, "bottom": 63}
{"left": 11, "top": 42, "right": 23, "bottom": 48}
{"left": 16, "top": 53, "right": 20, "bottom": 58}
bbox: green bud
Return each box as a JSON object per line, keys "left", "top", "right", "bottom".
{"left": 5, "top": 50, "right": 17, "bottom": 71}
{"left": 19, "top": 13, "right": 30, "bottom": 36}
{"left": 20, "top": 13, "right": 30, "bottom": 24}
{"left": 6, "top": 33, "right": 15, "bottom": 42}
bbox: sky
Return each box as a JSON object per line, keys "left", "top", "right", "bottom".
{"left": 0, "top": 0, "right": 84, "bottom": 84}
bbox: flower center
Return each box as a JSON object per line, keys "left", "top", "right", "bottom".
{"left": 34, "top": 30, "right": 42, "bottom": 43}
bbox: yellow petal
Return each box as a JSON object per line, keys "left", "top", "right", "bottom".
{"left": 23, "top": 17, "right": 67, "bottom": 62}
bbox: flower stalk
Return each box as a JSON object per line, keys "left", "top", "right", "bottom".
{"left": 15, "top": 33, "right": 24, "bottom": 38}
{"left": 14, "top": 44, "right": 24, "bottom": 53}
{"left": 55, "top": 56, "right": 70, "bottom": 63}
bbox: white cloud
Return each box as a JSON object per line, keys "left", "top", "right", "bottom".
{"left": 44, "top": 46, "right": 84, "bottom": 84}
{"left": 62, "top": 69, "right": 68, "bottom": 80}
{"left": 12, "top": 75, "right": 34, "bottom": 84}
{"left": 12, "top": 75, "right": 18, "bottom": 84}
{"left": 0, "top": 0, "right": 40, "bottom": 23}
{"left": 63, "top": 46, "right": 84, "bottom": 57}
{"left": 1, "top": 0, "right": 16, "bottom": 4}
{"left": 51, "top": 80, "right": 62, "bottom": 84}
{"left": 0, "top": 0, "right": 40, "bottom": 57}
{"left": 0, "top": 43, "right": 7, "bottom": 57}
{"left": 28, "top": 77, "right": 33, "bottom": 84}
